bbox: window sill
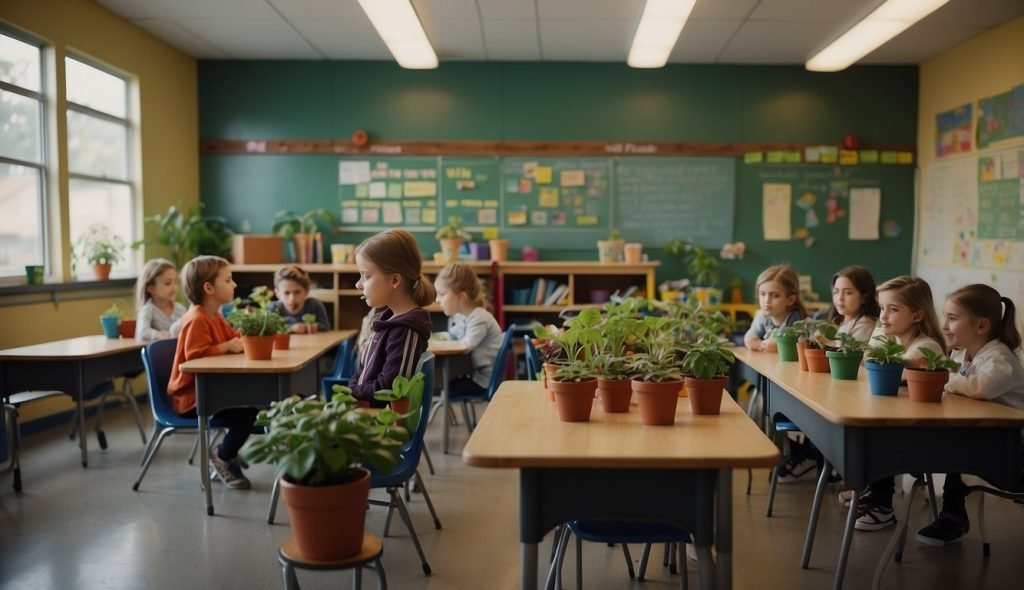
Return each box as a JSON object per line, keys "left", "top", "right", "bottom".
{"left": 0, "top": 278, "right": 136, "bottom": 308}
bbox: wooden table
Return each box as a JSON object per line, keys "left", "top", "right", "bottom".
{"left": 427, "top": 339, "right": 470, "bottom": 454}
{"left": 732, "top": 347, "right": 1024, "bottom": 590}
{"left": 463, "top": 381, "right": 779, "bottom": 590}
{"left": 0, "top": 336, "right": 146, "bottom": 467}
{"left": 180, "top": 330, "right": 354, "bottom": 515}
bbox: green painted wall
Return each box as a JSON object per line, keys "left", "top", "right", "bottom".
{"left": 198, "top": 61, "right": 918, "bottom": 299}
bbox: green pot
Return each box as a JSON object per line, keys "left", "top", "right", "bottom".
{"left": 826, "top": 351, "right": 863, "bottom": 380}
{"left": 774, "top": 334, "right": 799, "bottom": 362}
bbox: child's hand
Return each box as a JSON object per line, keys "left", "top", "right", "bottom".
{"left": 905, "top": 357, "right": 926, "bottom": 369}
{"left": 224, "top": 338, "right": 244, "bottom": 354}
{"left": 290, "top": 323, "right": 307, "bottom": 334}
{"left": 156, "top": 330, "right": 170, "bottom": 339}
{"left": 813, "top": 333, "right": 827, "bottom": 347}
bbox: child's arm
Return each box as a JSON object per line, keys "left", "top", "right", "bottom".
{"left": 946, "top": 355, "right": 1018, "bottom": 402}
{"left": 458, "top": 310, "right": 496, "bottom": 349}
{"left": 135, "top": 303, "right": 158, "bottom": 341}
{"left": 182, "top": 319, "right": 241, "bottom": 359}
{"left": 744, "top": 312, "right": 774, "bottom": 351}
{"left": 903, "top": 338, "right": 943, "bottom": 369}
{"left": 448, "top": 314, "right": 466, "bottom": 340}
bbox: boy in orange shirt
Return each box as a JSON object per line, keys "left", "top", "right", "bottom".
{"left": 167, "top": 255, "right": 256, "bottom": 489}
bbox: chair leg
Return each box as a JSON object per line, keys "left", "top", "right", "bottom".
{"left": 469, "top": 402, "right": 479, "bottom": 429}
{"left": 121, "top": 379, "right": 148, "bottom": 444}
{"left": 188, "top": 433, "right": 201, "bottom": 465}
{"left": 549, "top": 524, "right": 563, "bottom": 564}
{"left": 459, "top": 402, "right": 473, "bottom": 434}
{"left": 374, "top": 557, "right": 388, "bottom": 590}
{"left": 545, "top": 526, "right": 569, "bottom": 590}
{"left": 383, "top": 503, "right": 396, "bottom": 537}
{"left": 924, "top": 473, "right": 939, "bottom": 521}
{"left": 552, "top": 526, "right": 570, "bottom": 590}
{"left": 390, "top": 488, "right": 432, "bottom": 575}
{"left": 746, "top": 468, "right": 753, "bottom": 495}
{"left": 679, "top": 543, "right": 688, "bottom": 590}
{"left": 414, "top": 471, "right": 442, "bottom": 529}
{"left": 137, "top": 425, "right": 162, "bottom": 467}
{"left": 8, "top": 405, "right": 23, "bottom": 492}
{"left": 267, "top": 477, "right": 281, "bottom": 524}
{"left": 977, "top": 492, "right": 990, "bottom": 557}
{"left": 447, "top": 404, "right": 459, "bottom": 426}
{"left": 765, "top": 427, "right": 783, "bottom": 517}
{"left": 421, "top": 446, "right": 435, "bottom": 476}
{"left": 662, "top": 542, "right": 670, "bottom": 568}
{"left": 668, "top": 541, "right": 677, "bottom": 575}
{"left": 404, "top": 480, "right": 411, "bottom": 502}
{"left": 132, "top": 427, "right": 174, "bottom": 491}
{"left": 354, "top": 561, "right": 362, "bottom": 590}
{"left": 574, "top": 534, "right": 583, "bottom": 590}
{"left": 799, "top": 459, "right": 832, "bottom": 569}
{"left": 621, "top": 543, "right": 635, "bottom": 579}
{"left": 637, "top": 543, "right": 651, "bottom": 581}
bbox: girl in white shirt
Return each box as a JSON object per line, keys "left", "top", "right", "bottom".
{"left": 134, "top": 258, "right": 187, "bottom": 340}
{"left": 818, "top": 265, "right": 879, "bottom": 347}
{"left": 434, "top": 263, "right": 503, "bottom": 398}
{"left": 917, "top": 284, "right": 1023, "bottom": 547}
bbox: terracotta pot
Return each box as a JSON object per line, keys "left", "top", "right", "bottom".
{"left": 543, "top": 362, "right": 561, "bottom": 400}
{"left": 597, "top": 377, "right": 632, "bottom": 413}
{"left": 273, "top": 333, "right": 291, "bottom": 350}
{"left": 439, "top": 238, "right": 462, "bottom": 263}
{"left": 488, "top": 239, "right": 509, "bottom": 262}
{"left": 306, "top": 323, "right": 319, "bottom": 334}
{"left": 796, "top": 341, "right": 809, "bottom": 371}
{"left": 905, "top": 369, "right": 949, "bottom": 402}
{"left": 549, "top": 379, "right": 597, "bottom": 422}
{"left": 118, "top": 319, "right": 137, "bottom": 339}
{"left": 92, "top": 263, "right": 112, "bottom": 281}
{"left": 804, "top": 347, "right": 831, "bottom": 373}
{"left": 730, "top": 287, "right": 743, "bottom": 304}
{"left": 292, "top": 232, "right": 312, "bottom": 264}
{"left": 280, "top": 468, "right": 370, "bottom": 560}
{"left": 685, "top": 376, "right": 727, "bottom": 415}
{"left": 242, "top": 335, "right": 275, "bottom": 360}
{"left": 632, "top": 379, "right": 682, "bottom": 426}
{"left": 623, "top": 243, "right": 643, "bottom": 264}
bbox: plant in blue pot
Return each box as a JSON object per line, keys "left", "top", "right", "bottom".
{"left": 864, "top": 335, "right": 906, "bottom": 395}
{"left": 99, "top": 303, "right": 124, "bottom": 339}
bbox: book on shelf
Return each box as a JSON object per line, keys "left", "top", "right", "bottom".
{"left": 533, "top": 278, "right": 547, "bottom": 305}
{"left": 544, "top": 283, "right": 569, "bottom": 306}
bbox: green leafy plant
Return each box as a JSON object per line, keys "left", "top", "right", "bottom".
{"left": 101, "top": 302, "right": 125, "bottom": 319}
{"left": 774, "top": 326, "right": 800, "bottom": 339}
{"left": 663, "top": 240, "right": 719, "bottom": 286}
{"left": 249, "top": 285, "right": 274, "bottom": 309}
{"left": 626, "top": 316, "right": 685, "bottom": 382}
{"left": 240, "top": 389, "right": 408, "bottom": 487}
{"left": 301, "top": 313, "right": 316, "bottom": 326}
{"left": 593, "top": 315, "right": 645, "bottom": 380}
{"left": 681, "top": 334, "right": 736, "bottom": 380}
{"left": 608, "top": 228, "right": 621, "bottom": 241}
{"left": 434, "top": 216, "right": 472, "bottom": 241}
{"left": 919, "top": 347, "right": 960, "bottom": 372}
{"left": 74, "top": 224, "right": 125, "bottom": 266}
{"left": 131, "top": 202, "right": 234, "bottom": 268}
{"left": 374, "top": 373, "right": 426, "bottom": 425}
{"left": 831, "top": 331, "right": 867, "bottom": 356}
{"left": 548, "top": 308, "right": 602, "bottom": 382}
{"left": 792, "top": 318, "right": 825, "bottom": 348}
{"left": 273, "top": 208, "right": 336, "bottom": 239}
{"left": 866, "top": 335, "right": 907, "bottom": 365}
{"left": 228, "top": 291, "right": 287, "bottom": 337}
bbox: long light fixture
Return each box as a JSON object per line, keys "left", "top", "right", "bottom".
{"left": 357, "top": 0, "right": 438, "bottom": 69}
{"left": 627, "top": 0, "right": 696, "bottom": 68}
{"left": 806, "top": 0, "right": 950, "bottom": 72}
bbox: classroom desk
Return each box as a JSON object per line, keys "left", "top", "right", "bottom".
{"left": 426, "top": 339, "right": 470, "bottom": 454}
{"left": 180, "top": 330, "right": 354, "bottom": 515}
{"left": 732, "top": 348, "right": 1024, "bottom": 590}
{"left": 0, "top": 336, "right": 146, "bottom": 467}
{"left": 463, "top": 381, "right": 779, "bottom": 590}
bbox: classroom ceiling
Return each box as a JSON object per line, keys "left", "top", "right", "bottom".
{"left": 97, "top": 0, "right": 1024, "bottom": 64}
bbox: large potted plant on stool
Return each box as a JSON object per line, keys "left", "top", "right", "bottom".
{"left": 241, "top": 389, "right": 407, "bottom": 560}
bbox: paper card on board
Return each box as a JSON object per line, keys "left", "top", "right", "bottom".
{"left": 361, "top": 208, "right": 380, "bottom": 224}
{"left": 382, "top": 202, "right": 403, "bottom": 224}
{"left": 560, "top": 170, "right": 585, "bottom": 187}
{"left": 535, "top": 166, "right": 553, "bottom": 184}
{"left": 422, "top": 208, "right": 437, "bottom": 224}
{"left": 762, "top": 183, "right": 792, "bottom": 241}
{"left": 404, "top": 181, "right": 437, "bottom": 198}
{"left": 339, "top": 161, "right": 371, "bottom": 185}
{"left": 539, "top": 187, "right": 559, "bottom": 208}
{"left": 369, "top": 182, "right": 387, "bottom": 198}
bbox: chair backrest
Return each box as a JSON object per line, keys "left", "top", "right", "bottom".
{"left": 485, "top": 324, "right": 517, "bottom": 401}
{"left": 328, "top": 338, "right": 357, "bottom": 380}
{"left": 387, "top": 352, "right": 435, "bottom": 479}
{"left": 140, "top": 339, "right": 180, "bottom": 423}
{"left": 0, "top": 404, "right": 9, "bottom": 464}
{"left": 523, "top": 334, "right": 541, "bottom": 380}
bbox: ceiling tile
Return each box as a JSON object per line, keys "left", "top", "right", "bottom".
{"left": 718, "top": 20, "right": 834, "bottom": 64}
{"left": 862, "top": 22, "right": 987, "bottom": 64}
{"left": 482, "top": 19, "right": 541, "bottom": 60}
{"left": 412, "top": 0, "right": 481, "bottom": 19}
{"left": 668, "top": 19, "right": 744, "bottom": 63}
{"left": 538, "top": 0, "right": 642, "bottom": 20}
{"left": 131, "top": 18, "right": 229, "bottom": 57}
{"left": 749, "top": 0, "right": 876, "bottom": 23}
{"left": 163, "top": 0, "right": 278, "bottom": 19}
{"left": 266, "top": 0, "right": 365, "bottom": 19}
{"left": 289, "top": 18, "right": 392, "bottom": 60}
{"left": 539, "top": 19, "right": 632, "bottom": 61}
{"left": 178, "top": 18, "right": 321, "bottom": 59}
{"left": 690, "top": 0, "right": 761, "bottom": 19}
{"left": 924, "top": 0, "right": 1024, "bottom": 27}
{"left": 421, "top": 18, "right": 487, "bottom": 60}
{"left": 96, "top": 0, "right": 169, "bottom": 19}
{"left": 477, "top": 0, "right": 536, "bottom": 19}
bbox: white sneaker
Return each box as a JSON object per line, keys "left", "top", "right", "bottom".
{"left": 776, "top": 456, "right": 817, "bottom": 483}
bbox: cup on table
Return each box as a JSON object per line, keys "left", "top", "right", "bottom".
{"left": 24, "top": 265, "right": 44, "bottom": 285}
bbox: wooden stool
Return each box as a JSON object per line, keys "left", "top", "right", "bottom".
{"left": 277, "top": 534, "right": 387, "bottom": 590}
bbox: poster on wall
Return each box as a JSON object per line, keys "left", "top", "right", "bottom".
{"left": 935, "top": 103, "right": 973, "bottom": 157}
{"left": 977, "top": 84, "right": 1024, "bottom": 149}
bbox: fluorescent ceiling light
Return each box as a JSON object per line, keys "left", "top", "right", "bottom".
{"left": 628, "top": 0, "right": 696, "bottom": 68}
{"left": 806, "top": 0, "right": 950, "bottom": 72}
{"left": 358, "top": 0, "right": 438, "bottom": 69}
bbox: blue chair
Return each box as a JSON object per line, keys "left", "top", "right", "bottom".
{"left": 447, "top": 324, "right": 517, "bottom": 433}
{"left": 524, "top": 334, "right": 541, "bottom": 380}
{"left": 320, "top": 338, "right": 357, "bottom": 399}
{"left": 2, "top": 388, "right": 71, "bottom": 491}
{"left": 132, "top": 339, "right": 229, "bottom": 491}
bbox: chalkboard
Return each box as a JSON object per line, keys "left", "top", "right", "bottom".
{"left": 614, "top": 157, "right": 736, "bottom": 248}
{"left": 439, "top": 157, "right": 501, "bottom": 230}
{"left": 337, "top": 157, "right": 439, "bottom": 230}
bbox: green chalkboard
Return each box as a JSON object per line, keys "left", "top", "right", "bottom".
{"left": 614, "top": 157, "right": 736, "bottom": 248}
{"left": 439, "top": 157, "right": 501, "bottom": 230}
{"left": 338, "top": 157, "right": 439, "bottom": 230}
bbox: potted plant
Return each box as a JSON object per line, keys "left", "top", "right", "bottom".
{"left": 373, "top": 372, "right": 425, "bottom": 417}
{"left": 532, "top": 324, "right": 566, "bottom": 396}
{"left": 686, "top": 245, "right": 721, "bottom": 307}
{"left": 593, "top": 315, "right": 644, "bottom": 413}
{"left": 681, "top": 333, "right": 736, "bottom": 415}
{"left": 488, "top": 229, "right": 509, "bottom": 262}
{"left": 301, "top": 313, "right": 319, "bottom": 334}
{"left": 792, "top": 319, "right": 824, "bottom": 372}
{"left": 864, "top": 335, "right": 907, "bottom": 396}
{"left": 434, "top": 216, "right": 472, "bottom": 263}
{"left": 227, "top": 286, "right": 287, "bottom": 360}
{"left": 905, "top": 348, "right": 959, "bottom": 402}
{"left": 240, "top": 389, "right": 407, "bottom": 561}
{"left": 74, "top": 224, "right": 125, "bottom": 281}
{"left": 773, "top": 326, "right": 800, "bottom": 362}
{"left": 626, "top": 316, "right": 684, "bottom": 425}
{"left": 728, "top": 277, "right": 743, "bottom": 304}
{"left": 273, "top": 208, "right": 336, "bottom": 264}
{"left": 597, "top": 228, "right": 625, "bottom": 263}
{"left": 824, "top": 331, "right": 867, "bottom": 380}
{"left": 548, "top": 308, "right": 602, "bottom": 422}
{"left": 99, "top": 302, "right": 124, "bottom": 339}
{"left": 273, "top": 323, "right": 291, "bottom": 350}
{"left": 132, "top": 202, "right": 234, "bottom": 268}
{"left": 801, "top": 321, "right": 833, "bottom": 373}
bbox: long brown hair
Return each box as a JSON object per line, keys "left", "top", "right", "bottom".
{"left": 755, "top": 265, "right": 808, "bottom": 319}
{"left": 876, "top": 276, "right": 944, "bottom": 346}
{"left": 356, "top": 229, "right": 436, "bottom": 307}
{"left": 181, "top": 255, "right": 229, "bottom": 305}
{"left": 947, "top": 284, "right": 1021, "bottom": 352}
{"left": 136, "top": 258, "right": 176, "bottom": 310}
{"left": 435, "top": 263, "right": 490, "bottom": 311}
{"left": 827, "top": 265, "right": 880, "bottom": 325}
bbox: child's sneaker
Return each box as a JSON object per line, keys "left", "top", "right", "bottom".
{"left": 838, "top": 488, "right": 872, "bottom": 508}
{"left": 855, "top": 501, "right": 895, "bottom": 531}
{"left": 210, "top": 446, "right": 251, "bottom": 490}
{"left": 916, "top": 516, "right": 969, "bottom": 547}
{"left": 777, "top": 455, "right": 817, "bottom": 483}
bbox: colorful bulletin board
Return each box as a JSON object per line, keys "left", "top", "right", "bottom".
{"left": 438, "top": 157, "right": 501, "bottom": 230}
{"left": 338, "top": 157, "right": 439, "bottom": 230}
{"left": 499, "top": 157, "right": 612, "bottom": 230}
{"left": 977, "top": 84, "right": 1024, "bottom": 149}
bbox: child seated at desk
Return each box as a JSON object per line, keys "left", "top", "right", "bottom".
{"left": 744, "top": 265, "right": 807, "bottom": 352}
{"left": 434, "top": 263, "right": 503, "bottom": 398}
{"left": 134, "top": 258, "right": 186, "bottom": 340}
{"left": 167, "top": 256, "right": 256, "bottom": 490}
{"left": 917, "top": 284, "right": 1024, "bottom": 547}
{"left": 268, "top": 265, "right": 330, "bottom": 333}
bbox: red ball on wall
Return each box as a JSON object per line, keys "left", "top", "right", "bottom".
{"left": 842, "top": 134, "right": 859, "bottom": 150}
{"left": 351, "top": 129, "right": 369, "bottom": 147}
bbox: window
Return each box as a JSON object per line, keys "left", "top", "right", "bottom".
{"left": 0, "top": 28, "right": 47, "bottom": 279}
{"left": 65, "top": 54, "right": 135, "bottom": 277}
